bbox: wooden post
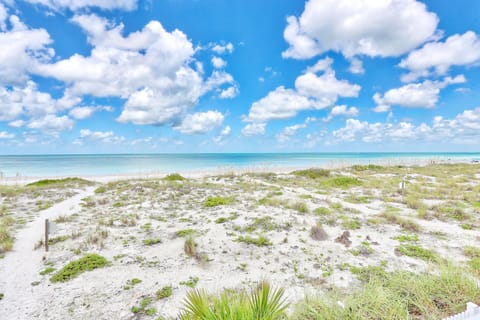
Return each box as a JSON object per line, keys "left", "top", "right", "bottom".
{"left": 45, "top": 219, "right": 49, "bottom": 252}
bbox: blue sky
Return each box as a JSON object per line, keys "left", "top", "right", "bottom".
{"left": 0, "top": 0, "right": 479, "bottom": 154}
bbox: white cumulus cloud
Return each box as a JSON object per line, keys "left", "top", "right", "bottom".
{"left": 332, "top": 107, "right": 480, "bottom": 144}
{"left": 0, "top": 131, "right": 15, "bottom": 139}
{"left": 282, "top": 0, "right": 438, "bottom": 60}
{"left": 241, "top": 123, "right": 266, "bottom": 137}
{"left": 24, "top": 0, "right": 138, "bottom": 11}
{"left": 34, "top": 14, "right": 234, "bottom": 128}
{"left": 211, "top": 42, "right": 234, "bottom": 54}
{"left": 245, "top": 58, "right": 360, "bottom": 123}
{"left": 79, "top": 128, "right": 125, "bottom": 143}
{"left": 400, "top": 31, "right": 480, "bottom": 81}
{"left": 373, "top": 75, "right": 466, "bottom": 112}
{"left": 324, "top": 105, "right": 359, "bottom": 121}
{"left": 0, "top": 9, "right": 54, "bottom": 85}
{"left": 174, "top": 110, "right": 224, "bottom": 134}
{"left": 211, "top": 56, "right": 226, "bottom": 69}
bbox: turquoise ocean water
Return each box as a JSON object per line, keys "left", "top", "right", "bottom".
{"left": 0, "top": 153, "right": 479, "bottom": 178}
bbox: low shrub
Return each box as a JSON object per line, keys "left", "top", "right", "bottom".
{"left": 50, "top": 254, "right": 108, "bottom": 283}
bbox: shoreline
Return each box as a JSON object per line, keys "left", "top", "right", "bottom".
{"left": 0, "top": 156, "right": 475, "bottom": 185}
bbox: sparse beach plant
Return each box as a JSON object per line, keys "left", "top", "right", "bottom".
{"left": 156, "top": 286, "right": 173, "bottom": 300}
{"left": 396, "top": 244, "right": 438, "bottom": 261}
{"left": 94, "top": 186, "right": 106, "bottom": 194}
{"left": 184, "top": 236, "right": 198, "bottom": 257}
{"left": 292, "top": 168, "right": 330, "bottom": 179}
{"left": 131, "top": 297, "right": 156, "bottom": 316}
{"left": 289, "top": 201, "right": 308, "bottom": 213}
{"left": 215, "top": 217, "right": 228, "bottom": 224}
{"left": 176, "top": 228, "right": 197, "bottom": 237}
{"left": 237, "top": 235, "right": 272, "bottom": 247}
{"left": 143, "top": 238, "right": 162, "bottom": 245}
{"left": 204, "top": 196, "right": 235, "bottom": 207}
{"left": 39, "top": 267, "right": 56, "bottom": 275}
{"left": 180, "top": 276, "right": 199, "bottom": 288}
{"left": 319, "top": 176, "right": 362, "bottom": 189}
{"left": 164, "top": 173, "right": 186, "bottom": 181}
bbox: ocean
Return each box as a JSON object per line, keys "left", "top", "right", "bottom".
{"left": 0, "top": 153, "right": 479, "bottom": 178}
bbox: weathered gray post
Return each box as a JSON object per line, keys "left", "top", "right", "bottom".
{"left": 45, "top": 219, "right": 49, "bottom": 252}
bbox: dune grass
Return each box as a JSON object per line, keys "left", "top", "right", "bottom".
{"left": 291, "top": 264, "right": 480, "bottom": 320}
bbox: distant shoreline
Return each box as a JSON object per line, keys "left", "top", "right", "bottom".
{"left": 1, "top": 156, "right": 477, "bottom": 185}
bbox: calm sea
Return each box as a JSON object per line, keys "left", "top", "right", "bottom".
{"left": 0, "top": 153, "right": 478, "bottom": 178}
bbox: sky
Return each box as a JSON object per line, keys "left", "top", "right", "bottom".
{"left": 0, "top": 0, "right": 479, "bottom": 154}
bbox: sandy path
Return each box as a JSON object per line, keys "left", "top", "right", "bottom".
{"left": 0, "top": 187, "right": 95, "bottom": 319}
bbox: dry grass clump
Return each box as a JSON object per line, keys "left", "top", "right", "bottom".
{"left": 382, "top": 207, "right": 421, "bottom": 232}
{"left": 310, "top": 224, "right": 328, "bottom": 241}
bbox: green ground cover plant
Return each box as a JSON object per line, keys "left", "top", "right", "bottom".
{"left": 26, "top": 177, "right": 92, "bottom": 188}
{"left": 237, "top": 235, "right": 272, "bottom": 247}
{"left": 204, "top": 196, "right": 235, "bottom": 207}
{"left": 319, "top": 176, "right": 362, "bottom": 189}
{"left": 292, "top": 168, "right": 330, "bottom": 179}
{"left": 50, "top": 254, "right": 108, "bottom": 283}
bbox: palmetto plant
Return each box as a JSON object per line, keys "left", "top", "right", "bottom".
{"left": 179, "top": 281, "right": 288, "bottom": 320}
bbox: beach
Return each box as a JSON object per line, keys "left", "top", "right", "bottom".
{"left": 0, "top": 162, "right": 479, "bottom": 319}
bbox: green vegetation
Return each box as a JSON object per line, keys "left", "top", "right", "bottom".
{"left": 289, "top": 201, "right": 308, "bottom": 213}
{"left": 397, "top": 244, "right": 438, "bottom": 261}
{"left": 0, "top": 216, "right": 14, "bottom": 253}
{"left": 124, "top": 278, "right": 142, "bottom": 290}
{"left": 464, "top": 246, "right": 480, "bottom": 258}
{"left": 164, "top": 173, "right": 186, "bottom": 181}
{"left": 244, "top": 217, "right": 278, "bottom": 233}
{"left": 314, "top": 207, "right": 331, "bottom": 216}
{"left": 94, "top": 186, "right": 106, "bottom": 194}
{"left": 39, "top": 267, "right": 56, "bottom": 275}
{"left": 156, "top": 285, "right": 173, "bottom": 300}
{"left": 204, "top": 196, "right": 235, "bottom": 207}
{"left": 0, "top": 293, "right": 3, "bottom": 300}
{"left": 468, "top": 258, "right": 480, "bottom": 276}
{"left": 179, "top": 281, "right": 288, "bottom": 320}
{"left": 341, "top": 217, "right": 361, "bottom": 230}
{"left": 291, "top": 265, "right": 480, "bottom": 320}
{"left": 350, "top": 265, "right": 387, "bottom": 282}
{"left": 382, "top": 208, "right": 421, "bottom": 232}
{"left": 131, "top": 297, "right": 156, "bottom": 316}
{"left": 351, "top": 164, "right": 384, "bottom": 171}
{"left": 48, "top": 235, "right": 69, "bottom": 245}
{"left": 393, "top": 234, "right": 419, "bottom": 243}
{"left": 50, "top": 254, "right": 108, "bottom": 283}
{"left": 176, "top": 229, "right": 197, "bottom": 237}
{"left": 26, "top": 177, "right": 92, "bottom": 188}
{"left": 237, "top": 235, "right": 272, "bottom": 247}
{"left": 180, "top": 276, "right": 199, "bottom": 288}
{"left": 215, "top": 217, "right": 228, "bottom": 224}
{"left": 319, "top": 176, "right": 362, "bottom": 189}
{"left": 292, "top": 168, "right": 330, "bottom": 179}
{"left": 143, "top": 238, "right": 162, "bottom": 245}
